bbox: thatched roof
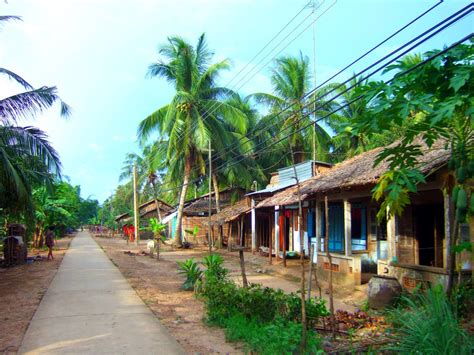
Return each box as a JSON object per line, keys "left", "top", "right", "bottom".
{"left": 115, "top": 212, "right": 132, "bottom": 223}
{"left": 210, "top": 198, "right": 252, "bottom": 226}
{"left": 140, "top": 199, "right": 174, "bottom": 219}
{"left": 114, "top": 198, "right": 174, "bottom": 223}
{"left": 183, "top": 187, "right": 246, "bottom": 215}
{"left": 257, "top": 139, "right": 450, "bottom": 208}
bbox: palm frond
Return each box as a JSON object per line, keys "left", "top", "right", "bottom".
{"left": 0, "top": 86, "right": 70, "bottom": 124}
{"left": 0, "top": 68, "right": 33, "bottom": 89}
{"left": 137, "top": 104, "right": 169, "bottom": 144}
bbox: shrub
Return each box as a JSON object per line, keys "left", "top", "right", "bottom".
{"left": 176, "top": 258, "right": 202, "bottom": 291}
{"left": 223, "top": 313, "right": 324, "bottom": 355}
{"left": 202, "top": 254, "right": 228, "bottom": 282}
{"left": 386, "top": 286, "right": 473, "bottom": 354}
{"left": 451, "top": 282, "right": 474, "bottom": 319}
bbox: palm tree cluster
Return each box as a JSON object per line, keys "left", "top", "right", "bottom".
{"left": 0, "top": 15, "right": 98, "bottom": 240}
{"left": 105, "top": 34, "right": 402, "bottom": 242}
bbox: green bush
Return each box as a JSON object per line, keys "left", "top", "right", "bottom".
{"left": 223, "top": 313, "right": 324, "bottom": 355}
{"left": 176, "top": 258, "right": 203, "bottom": 291}
{"left": 202, "top": 254, "right": 228, "bottom": 282}
{"left": 386, "top": 286, "right": 473, "bottom": 354}
{"left": 199, "top": 262, "right": 328, "bottom": 354}
{"left": 179, "top": 255, "right": 328, "bottom": 353}
{"left": 451, "top": 282, "right": 474, "bottom": 319}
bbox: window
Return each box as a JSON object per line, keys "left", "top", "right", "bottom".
{"left": 351, "top": 203, "right": 367, "bottom": 251}
{"left": 319, "top": 202, "right": 344, "bottom": 253}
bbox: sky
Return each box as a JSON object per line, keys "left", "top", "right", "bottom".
{"left": 1, "top": 0, "right": 472, "bottom": 203}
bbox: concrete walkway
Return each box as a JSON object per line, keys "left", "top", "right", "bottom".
{"left": 20, "top": 232, "right": 183, "bottom": 354}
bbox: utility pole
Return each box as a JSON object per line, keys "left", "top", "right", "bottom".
{"left": 208, "top": 138, "right": 212, "bottom": 253}
{"left": 311, "top": 0, "right": 319, "bottom": 162}
{"left": 133, "top": 165, "right": 139, "bottom": 246}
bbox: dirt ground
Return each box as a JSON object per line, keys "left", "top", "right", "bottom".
{"left": 0, "top": 236, "right": 72, "bottom": 354}
{"left": 94, "top": 236, "right": 365, "bottom": 353}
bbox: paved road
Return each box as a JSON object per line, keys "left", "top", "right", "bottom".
{"left": 19, "top": 231, "right": 183, "bottom": 354}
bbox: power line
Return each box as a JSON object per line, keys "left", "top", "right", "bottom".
{"left": 154, "top": 14, "right": 472, "bottom": 195}
{"left": 198, "top": 0, "right": 445, "bottom": 167}
{"left": 222, "top": 31, "right": 474, "bottom": 176}
{"left": 211, "top": 1, "right": 471, "bottom": 165}
{"left": 141, "top": 1, "right": 467, "bottom": 193}
{"left": 154, "top": 0, "right": 443, "bottom": 188}
{"left": 170, "top": 1, "right": 333, "bottom": 146}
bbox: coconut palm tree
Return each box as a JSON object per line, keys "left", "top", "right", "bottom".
{"left": 328, "top": 76, "right": 371, "bottom": 160}
{"left": 251, "top": 53, "right": 339, "bottom": 164}
{"left": 138, "top": 34, "right": 246, "bottom": 245}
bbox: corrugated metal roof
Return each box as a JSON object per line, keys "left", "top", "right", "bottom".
{"left": 247, "top": 160, "right": 315, "bottom": 196}
{"left": 278, "top": 160, "right": 314, "bottom": 186}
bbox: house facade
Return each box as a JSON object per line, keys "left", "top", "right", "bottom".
{"left": 167, "top": 187, "right": 247, "bottom": 244}
{"left": 252, "top": 140, "right": 472, "bottom": 290}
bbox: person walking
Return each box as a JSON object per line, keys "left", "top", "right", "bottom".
{"left": 45, "top": 228, "right": 55, "bottom": 261}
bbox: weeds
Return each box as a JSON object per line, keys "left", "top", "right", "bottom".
{"left": 386, "top": 286, "right": 473, "bottom": 354}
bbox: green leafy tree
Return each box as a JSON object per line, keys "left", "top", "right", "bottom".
{"left": 353, "top": 41, "right": 473, "bottom": 293}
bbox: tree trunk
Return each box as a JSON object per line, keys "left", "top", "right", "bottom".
{"left": 447, "top": 218, "right": 459, "bottom": 296}
{"left": 151, "top": 181, "right": 162, "bottom": 222}
{"left": 175, "top": 159, "right": 192, "bottom": 247}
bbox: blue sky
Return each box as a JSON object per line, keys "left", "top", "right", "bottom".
{"left": 1, "top": 0, "right": 472, "bottom": 202}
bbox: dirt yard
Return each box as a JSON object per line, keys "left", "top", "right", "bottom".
{"left": 94, "top": 236, "right": 364, "bottom": 353}
{"left": 0, "top": 236, "right": 72, "bottom": 354}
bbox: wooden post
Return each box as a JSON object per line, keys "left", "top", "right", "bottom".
{"left": 208, "top": 138, "right": 212, "bottom": 254}
{"left": 282, "top": 206, "right": 287, "bottom": 268}
{"left": 290, "top": 152, "right": 307, "bottom": 352}
{"left": 228, "top": 222, "right": 233, "bottom": 251}
{"left": 308, "top": 243, "right": 314, "bottom": 299}
{"left": 133, "top": 165, "right": 139, "bottom": 246}
{"left": 325, "top": 196, "right": 335, "bottom": 334}
{"left": 239, "top": 215, "right": 248, "bottom": 287}
{"left": 269, "top": 214, "right": 273, "bottom": 265}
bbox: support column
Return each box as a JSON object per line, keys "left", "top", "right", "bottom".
{"left": 343, "top": 199, "right": 351, "bottom": 256}
{"left": 386, "top": 208, "right": 397, "bottom": 263}
{"left": 315, "top": 202, "right": 321, "bottom": 260}
{"left": 443, "top": 192, "right": 452, "bottom": 269}
{"left": 274, "top": 206, "right": 280, "bottom": 255}
{"left": 251, "top": 199, "right": 256, "bottom": 253}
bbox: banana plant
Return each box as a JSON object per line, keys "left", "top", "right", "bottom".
{"left": 146, "top": 217, "right": 167, "bottom": 259}
{"left": 184, "top": 225, "right": 199, "bottom": 244}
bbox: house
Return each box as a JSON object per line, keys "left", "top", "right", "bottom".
{"left": 210, "top": 197, "right": 252, "bottom": 248}
{"left": 167, "top": 187, "right": 247, "bottom": 244}
{"left": 255, "top": 139, "right": 472, "bottom": 291}
{"left": 114, "top": 198, "right": 174, "bottom": 238}
{"left": 247, "top": 160, "right": 332, "bottom": 256}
